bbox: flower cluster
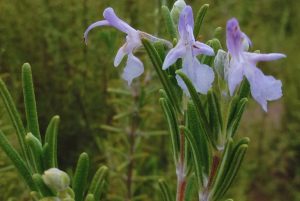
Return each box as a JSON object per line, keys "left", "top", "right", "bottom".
{"left": 84, "top": 3, "right": 286, "bottom": 111}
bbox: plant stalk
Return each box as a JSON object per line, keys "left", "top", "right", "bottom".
{"left": 200, "top": 153, "right": 221, "bottom": 201}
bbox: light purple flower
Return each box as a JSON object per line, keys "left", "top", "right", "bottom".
{"left": 84, "top": 7, "right": 171, "bottom": 85}
{"left": 226, "top": 18, "right": 286, "bottom": 111}
{"left": 162, "top": 6, "right": 215, "bottom": 95}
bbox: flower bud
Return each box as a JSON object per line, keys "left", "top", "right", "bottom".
{"left": 42, "top": 168, "right": 70, "bottom": 192}
{"left": 170, "top": 0, "right": 186, "bottom": 24}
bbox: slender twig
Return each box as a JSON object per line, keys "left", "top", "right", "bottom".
{"left": 200, "top": 152, "right": 221, "bottom": 201}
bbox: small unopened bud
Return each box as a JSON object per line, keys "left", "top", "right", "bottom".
{"left": 42, "top": 168, "right": 70, "bottom": 192}
{"left": 170, "top": 0, "right": 186, "bottom": 24}
{"left": 214, "top": 49, "right": 228, "bottom": 80}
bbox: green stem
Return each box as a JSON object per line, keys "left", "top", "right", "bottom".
{"left": 200, "top": 153, "right": 221, "bottom": 201}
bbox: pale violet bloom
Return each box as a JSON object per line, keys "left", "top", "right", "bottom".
{"left": 163, "top": 6, "right": 215, "bottom": 95}
{"left": 84, "top": 7, "right": 170, "bottom": 85}
{"left": 226, "top": 18, "right": 286, "bottom": 111}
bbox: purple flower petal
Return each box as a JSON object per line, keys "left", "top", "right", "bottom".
{"left": 244, "top": 65, "right": 282, "bottom": 111}
{"left": 178, "top": 6, "right": 194, "bottom": 38}
{"left": 226, "top": 18, "right": 245, "bottom": 58}
{"left": 227, "top": 59, "right": 244, "bottom": 96}
{"left": 193, "top": 41, "right": 215, "bottom": 56}
{"left": 162, "top": 41, "right": 186, "bottom": 69}
{"left": 122, "top": 54, "right": 144, "bottom": 85}
{"left": 114, "top": 45, "right": 127, "bottom": 67}
{"left": 245, "top": 52, "right": 286, "bottom": 63}
{"left": 84, "top": 20, "right": 109, "bottom": 44}
{"left": 177, "top": 57, "right": 214, "bottom": 95}
{"left": 103, "top": 7, "right": 136, "bottom": 34}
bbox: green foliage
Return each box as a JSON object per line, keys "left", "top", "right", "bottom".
{"left": 73, "top": 153, "right": 90, "bottom": 201}
{"left": 0, "top": 64, "right": 109, "bottom": 201}
{"left": 0, "top": 0, "right": 299, "bottom": 200}
{"left": 43, "top": 116, "right": 60, "bottom": 169}
{"left": 158, "top": 179, "right": 173, "bottom": 201}
{"left": 99, "top": 80, "right": 169, "bottom": 200}
{"left": 194, "top": 4, "right": 210, "bottom": 39}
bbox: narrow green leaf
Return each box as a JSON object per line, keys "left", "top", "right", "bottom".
{"left": 42, "top": 143, "right": 49, "bottom": 169}
{"left": 211, "top": 138, "right": 249, "bottom": 200}
{"left": 184, "top": 174, "right": 198, "bottom": 201}
{"left": 113, "top": 111, "right": 132, "bottom": 120}
{"left": 161, "top": 6, "right": 177, "bottom": 40}
{"left": 88, "top": 166, "right": 109, "bottom": 201}
{"left": 213, "top": 27, "right": 223, "bottom": 38}
{"left": 100, "top": 125, "right": 122, "bottom": 133}
{"left": 142, "top": 39, "right": 181, "bottom": 113}
{"left": 226, "top": 96, "right": 239, "bottom": 131}
{"left": 208, "top": 90, "right": 222, "bottom": 143}
{"left": 233, "top": 137, "right": 250, "bottom": 150}
{"left": 154, "top": 42, "right": 167, "bottom": 61}
{"left": 158, "top": 179, "right": 173, "bottom": 201}
{"left": 213, "top": 144, "right": 248, "bottom": 200}
{"left": 226, "top": 79, "right": 250, "bottom": 134}
{"left": 210, "top": 139, "right": 234, "bottom": 198}
{"left": 26, "top": 133, "right": 43, "bottom": 173}
{"left": 32, "top": 173, "right": 54, "bottom": 197}
{"left": 238, "top": 79, "right": 250, "bottom": 100}
{"left": 0, "top": 130, "right": 36, "bottom": 190}
{"left": 73, "top": 153, "right": 90, "bottom": 201}
{"left": 175, "top": 71, "right": 213, "bottom": 147}
{"left": 0, "top": 165, "right": 14, "bottom": 172}
{"left": 159, "top": 97, "right": 180, "bottom": 164}
{"left": 107, "top": 88, "right": 131, "bottom": 96}
{"left": 44, "top": 116, "right": 60, "bottom": 168}
{"left": 227, "top": 98, "right": 248, "bottom": 137}
{"left": 22, "top": 63, "right": 41, "bottom": 141}
{"left": 180, "top": 126, "right": 204, "bottom": 187}
{"left": 0, "top": 78, "right": 30, "bottom": 164}
{"left": 194, "top": 4, "right": 209, "bottom": 39}
{"left": 187, "top": 101, "right": 210, "bottom": 176}
{"left": 159, "top": 89, "right": 169, "bottom": 102}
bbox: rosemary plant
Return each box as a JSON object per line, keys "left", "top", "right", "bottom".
{"left": 0, "top": 1, "right": 287, "bottom": 201}
{"left": 84, "top": 1, "right": 285, "bottom": 201}
{"left": 0, "top": 63, "right": 108, "bottom": 201}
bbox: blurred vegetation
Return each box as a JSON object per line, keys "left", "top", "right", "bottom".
{"left": 0, "top": 0, "right": 299, "bottom": 200}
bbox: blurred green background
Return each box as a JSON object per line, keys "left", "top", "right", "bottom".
{"left": 0, "top": 0, "right": 299, "bottom": 200}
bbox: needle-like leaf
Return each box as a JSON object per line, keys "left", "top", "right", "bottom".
{"left": 73, "top": 153, "right": 90, "bottom": 201}
{"left": 22, "top": 63, "right": 41, "bottom": 141}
